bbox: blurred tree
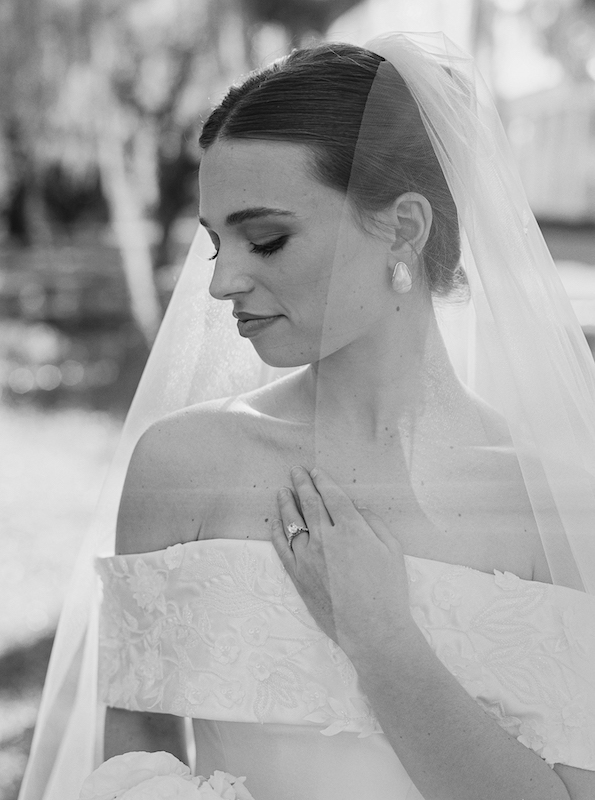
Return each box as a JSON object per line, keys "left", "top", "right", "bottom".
{"left": 0, "top": 0, "right": 255, "bottom": 342}
{"left": 0, "top": 0, "right": 367, "bottom": 341}
{"left": 469, "top": 0, "right": 497, "bottom": 89}
{"left": 522, "top": 0, "right": 595, "bottom": 81}
{"left": 0, "top": 0, "right": 54, "bottom": 245}
{"left": 242, "top": 0, "right": 364, "bottom": 43}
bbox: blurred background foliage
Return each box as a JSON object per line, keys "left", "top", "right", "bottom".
{"left": 2, "top": 0, "right": 595, "bottom": 797}
{"left": 2, "top": 0, "right": 595, "bottom": 387}
{"left": 0, "top": 0, "right": 370, "bottom": 414}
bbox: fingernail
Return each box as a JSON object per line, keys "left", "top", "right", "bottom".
{"left": 290, "top": 465, "right": 303, "bottom": 477}
{"left": 278, "top": 487, "right": 292, "bottom": 497}
{"left": 310, "top": 468, "right": 319, "bottom": 478}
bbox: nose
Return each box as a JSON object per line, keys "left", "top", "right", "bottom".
{"left": 208, "top": 253, "right": 254, "bottom": 301}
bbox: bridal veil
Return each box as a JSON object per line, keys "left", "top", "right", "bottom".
{"left": 19, "top": 31, "right": 595, "bottom": 800}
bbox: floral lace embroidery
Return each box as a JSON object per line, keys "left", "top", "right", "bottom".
{"left": 408, "top": 562, "right": 595, "bottom": 768}
{"left": 97, "top": 541, "right": 381, "bottom": 737}
{"left": 97, "top": 542, "right": 595, "bottom": 768}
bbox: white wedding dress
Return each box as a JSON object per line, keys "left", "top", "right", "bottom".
{"left": 97, "top": 538, "right": 595, "bottom": 800}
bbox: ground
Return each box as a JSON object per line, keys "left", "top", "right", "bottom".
{"left": 0, "top": 407, "right": 121, "bottom": 799}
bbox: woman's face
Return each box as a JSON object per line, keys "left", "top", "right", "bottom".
{"left": 199, "top": 140, "right": 399, "bottom": 368}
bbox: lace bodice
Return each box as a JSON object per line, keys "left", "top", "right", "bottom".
{"left": 96, "top": 539, "right": 595, "bottom": 770}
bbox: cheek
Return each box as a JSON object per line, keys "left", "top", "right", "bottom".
{"left": 323, "top": 243, "right": 385, "bottom": 313}
{"left": 321, "top": 258, "right": 390, "bottom": 343}
{"left": 324, "top": 288, "right": 378, "bottom": 337}
{"left": 275, "top": 249, "right": 335, "bottom": 316}
{"left": 278, "top": 226, "right": 381, "bottom": 328}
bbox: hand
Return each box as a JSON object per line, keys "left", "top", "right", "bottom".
{"left": 270, "top": 466, "right": 414, "bottom": 659}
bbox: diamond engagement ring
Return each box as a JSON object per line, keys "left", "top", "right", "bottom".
{"left": 286, "top": 522, "right": 309, "bottom": 549}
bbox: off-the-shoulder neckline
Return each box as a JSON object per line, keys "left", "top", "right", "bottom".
{"left": 102, "top": 537, "right": 562, "bottom": 588}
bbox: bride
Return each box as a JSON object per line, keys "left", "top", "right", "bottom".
{"left": 20, "top": 33, "right": 595, "bottom": 800}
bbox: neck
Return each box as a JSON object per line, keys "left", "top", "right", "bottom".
{"left": 302, "top": 301, "right": 469, "bottom": 444}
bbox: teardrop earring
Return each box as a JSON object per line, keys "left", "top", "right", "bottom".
{"left": 391, "top": 261, "right": 412, "bottom": 294}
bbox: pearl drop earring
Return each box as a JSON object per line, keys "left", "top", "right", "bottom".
{"left": 391, "top": 261, "right": 412, "bottom": 293}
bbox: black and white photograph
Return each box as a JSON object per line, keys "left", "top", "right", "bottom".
{"left": 2, "top": 1, "right": 595, "bottom": 798}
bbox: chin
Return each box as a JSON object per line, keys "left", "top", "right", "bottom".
{"left": 252, "top": 342, "right": 320, "bottom": 370}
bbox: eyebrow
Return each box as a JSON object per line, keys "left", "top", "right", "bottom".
{"left": 199, "top": 207, "right": 297, "bottom": 229}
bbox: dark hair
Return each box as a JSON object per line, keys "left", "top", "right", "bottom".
{"left": 199, "top": 44, "right": 463, "bottom": 295}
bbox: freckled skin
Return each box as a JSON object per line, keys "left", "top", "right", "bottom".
{"left": 105, "top": 98, "right": 595, "bottom": 800}
{"left": 121, "top": 139, "right": 552, "bottom": 588}
{"left": 200, "top": 141, "right": 406, "bottom": 369}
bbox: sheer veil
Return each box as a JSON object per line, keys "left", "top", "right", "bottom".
{"left": 19, "top": 31, "right": 595, "bottom": 800}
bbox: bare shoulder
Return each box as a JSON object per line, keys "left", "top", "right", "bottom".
{"left": 554, "top": 763, "right": 595, "bottom": 800}
{"left": 461, "top": 391, "right": 553, "bottom": 582}
{"left": 115, "top": 396, "right": 264, "bottom": 555}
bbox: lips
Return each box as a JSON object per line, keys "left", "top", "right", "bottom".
{"left": 233, "top": 311, "right": 275, "bottom": 322}
{"left": 233, "top": 311, "right": 282, "bottom": 338}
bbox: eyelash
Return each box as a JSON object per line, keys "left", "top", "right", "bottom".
{"left": 208, "top": 235, "right": 289, "bottom": 261}
{"left": 251, "top": 235, "right": 289, "bottom": 257}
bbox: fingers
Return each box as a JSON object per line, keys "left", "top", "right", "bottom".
{"left": 307, "top": 467, "right": 363, "bottom": 527}
{"left": 276, "top": 486, "right": 310, "bottom": 550}
{"left": 288, "top": 467, "right": 332, "bottom": 531}
{"left": 275, "top": 466, "right": 395, "bottom": 556}
{"left": 270, "top": 518, "right": 296, "bottom": 572}
{"left": 293, "top": 466, "right": 395, "bottom": 548}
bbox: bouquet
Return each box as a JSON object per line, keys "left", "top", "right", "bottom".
{"left": 78, "top": 751, "right": 255, "bottom": 800}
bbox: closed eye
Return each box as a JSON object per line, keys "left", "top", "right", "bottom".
{"left": 250, "top": 235, "right": 289, "bottom": 257}
{"left": 208, "top": 234, "right": 290, "bottom": 261}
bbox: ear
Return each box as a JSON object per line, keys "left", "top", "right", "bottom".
{"left": 386, "top": 192, "right": 433, "bottom": 264}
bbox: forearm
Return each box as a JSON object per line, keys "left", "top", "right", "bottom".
{"left": 349, "top": 625, "right": 571, "bottom": 800}
{"left": 104, "top": 707, "right": 189, "bottom": 765}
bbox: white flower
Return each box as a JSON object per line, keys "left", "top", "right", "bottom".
{"left": 210, "top": 634, "right": 241, "bottom": 665}
{"left": 193, "top": 784, "right": 220, "bottom": 800}
{"left": 240, "top": 616, "right": 270, "bottom": 647}
{"left": 184, "top": 673, "right": 212, "bottom": 706}
{"left": 79, "top": 753, "right": 255, "bottom": 800}
{"left": 302, "top": 682, "right": 329, "bottom": 713}
{"left": 517, "top": 718, "right": 562, "bottom": 765}
{"left": 348, "top": 697, "right": 382, "bottom": 738}
{"left": 494, "top": 570, "right": 522, "bottom": 591}
{"left": 78, "top": 751, "right": 191, "bottom": 799}
{"left": 121, "top": 775, "right": 201, "bottom": 800}
{"left": 214, "top": 680, "right": 245, "bottom": 708}
{"left": 164, "top": 544, "right": 185, "bottom": 570}
{"left": 319, "top": 697, "right": 351, "bottom": 736}
{"left": 476, "top": 698, "right": 522, "bottom": 737}
{"left": 432, "top": 580, "right": 462, "bottom": 610}
{"left": 246, "top": 651, "right": 274, "bottom": 681}
{"left": 127, "top": 562, "right": 167, "bottom": 612}
{"left": 197, "top": 771, "right": 254, "bottom": 800}
{"left": 134, "top": 647, "right": 163, "bottom": 684}
{"left": 518, "top": 720, "right": 547, "bottom": 754}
